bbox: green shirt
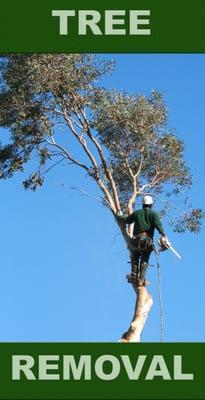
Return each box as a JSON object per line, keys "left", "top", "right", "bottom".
{"left": 118, "top": 208, "right": 165, "bottom": 238}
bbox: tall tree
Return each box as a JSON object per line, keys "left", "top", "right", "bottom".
{"left": 0, "top": 55, "right": 203, "bottom": 341}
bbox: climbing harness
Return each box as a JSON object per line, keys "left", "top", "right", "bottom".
{"left": 131, "top": 232, "right": 153, "bottom": 252}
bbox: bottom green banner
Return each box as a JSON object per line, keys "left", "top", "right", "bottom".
{"left": 0, "top": 343, "right": 204, "bottom": 399}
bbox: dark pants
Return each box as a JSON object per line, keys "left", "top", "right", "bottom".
{"left": 130, "top": 233, "right": 153, "bottom": 282}
{"left": 131, "top": 248, "right": 152, "bottom": 281}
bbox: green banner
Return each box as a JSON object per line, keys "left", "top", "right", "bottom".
{"left": 0, "top": 0, "right": 205, "bottom": 52}
{"left": 0, "top": 343, "right": 204, "bottom": 399}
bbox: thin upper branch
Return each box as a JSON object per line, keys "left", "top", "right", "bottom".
{"left": 42, "top": 156, "right": 67, "bottom": 175}
{"left": 62, "top": 111, "right": 99, "bottom": 175}
{"left": 135, "top": 148, "right": 144, "bottom": 178}
{"left": 152, "top": 193, "right": 188, "bottom": 215}
{"left": 69, "top": 93, "right": 121, "bottom": 213}
{"left": 86, "top": 125, "right": 121, "bottom": 212}
{"left": 125, "top": 158, "right": 137, "bottom": 215}
{"left": 53, "top": 94, "right": 118, "bottom": 212}
{"left": 53, "top": 182, "right": 108, "bottom": 206}
{"left": 46, "top": 138, "right": 90, "bottom": 173}
{"left": 63, "top": 114, "right": 117, "bottom": 210}
{"left": 138, "top": 171, "right": 163, "bottom": 193}
{"left": 125, "top": 149, "right": 144, "bottom": 216}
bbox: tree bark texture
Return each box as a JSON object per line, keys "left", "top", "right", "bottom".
{"left": 121, "top": 285, "right": 153, "bottom": 343}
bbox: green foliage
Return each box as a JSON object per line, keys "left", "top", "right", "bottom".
{"left": 0, "top": 54, "right": 113, "bottom": 182}
{"left": 0, "top": 54, "right": 203, "bottom": 234}
{"left": 170, "top": 208, "right": 204, "bottom": 233}
{"left": 92, "top": 89, "right": 192, "bottom": 202}
{"left": 23, "top": 172, "right": 44, "bottom": 191}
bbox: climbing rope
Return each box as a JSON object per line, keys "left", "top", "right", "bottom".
{"left": 153, "top": 247, "right": 164, "bottom": 342}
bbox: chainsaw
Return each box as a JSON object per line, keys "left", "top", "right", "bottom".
{"left": 158, "top": 236, "right": 182, "bottom": 259}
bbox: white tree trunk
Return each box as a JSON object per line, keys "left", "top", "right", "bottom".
{"left": 121, "top": 285, "right": 153, "bottom": 342}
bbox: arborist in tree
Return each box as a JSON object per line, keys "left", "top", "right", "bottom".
{"left": 117, "top": 195, "right": 168, "bottom": 287}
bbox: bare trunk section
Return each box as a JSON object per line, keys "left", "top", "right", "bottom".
{"left": 121, "top": 285, "right": 153, "bottom": 342}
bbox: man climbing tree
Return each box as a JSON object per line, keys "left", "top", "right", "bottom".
{"left": 117, "top": 194, "right": 168, "bottom": 287}
{"left": 0, "top": 54, "right": 203, "bottom": 342}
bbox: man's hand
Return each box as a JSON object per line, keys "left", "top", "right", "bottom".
{"left": 116, "top": 210, "right": 123, "bottom": 217}
{"left": 115, "top": 210, "right": 126, "bottom": 225}
{"left": 158, "top": 235, "right": 170, "bottom": 251}
{"left": 163, "top": 235, "right": 170, "bottom": 246}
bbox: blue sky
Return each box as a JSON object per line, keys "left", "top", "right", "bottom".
{"left": 0, "top": 54, "right": 204, "bottom": 342}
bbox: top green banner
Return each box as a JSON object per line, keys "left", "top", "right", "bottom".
{"left": 1, "top": 0, "right": 205, "bottom": 52}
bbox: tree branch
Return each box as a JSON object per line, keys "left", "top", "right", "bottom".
{"left": 42, "top": 156, "right": 67, "bottom": 175}
{"left": 63, "top": 112, "right": 99, "bottom": 174}
{"left": 69, "top": 121, "right": 116, "bottom": 209}
{"left": 52, "top": 182, "right": 108, "bottom": 205}
{"left": 135, "top": 148, "right": 144, "bottom": 178}
{"left": 46, "top": 138, "right": 90, "bottom": 173}
{"left": 86, "top": 125, "right": 121, "bottom": 212}
{"left": 68, "top": 93, "right": 121, "bottom": 213}
{"left": 138, "top": 171, "right": 163, "bottom": 193}
{"left": 124, "top": 158, "right": 138, "bottom": 236}
{"left": 152, "top": 193, "right": 189, "bottom": 215}
{"left": 125, "top": 148, "right": 144, "bottom": 216}
{"left": 53, "top": 95, "right": 118, "bottom": 212}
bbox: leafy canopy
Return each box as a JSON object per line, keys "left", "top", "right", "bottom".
{"left": 0, "top": 54, "right": 203, "bottom": 234}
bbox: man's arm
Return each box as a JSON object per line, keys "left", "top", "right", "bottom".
{"left": 153, "top": 213, "right": 166, "bottom": 236}
{"left": 116, "top": 212, "right": 136, "bottom": 225}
